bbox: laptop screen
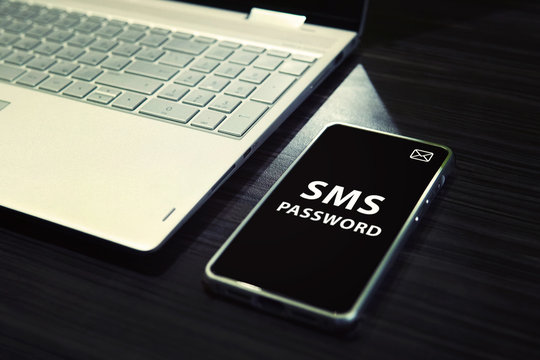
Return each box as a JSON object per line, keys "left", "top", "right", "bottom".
{"left": 179, "top": 0, "right": 368, "bottom": 32}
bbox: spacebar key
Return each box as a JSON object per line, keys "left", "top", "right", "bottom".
{"left": 96, "top": 71, "right": 162, "bottom": 95}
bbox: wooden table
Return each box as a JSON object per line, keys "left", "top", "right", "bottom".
{"left": 1, "top": 0, "right": 538, "bottom": 358}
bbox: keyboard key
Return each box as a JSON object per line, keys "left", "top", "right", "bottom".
{"left": 110, "top": 19, "right": 128, "bottom": 27}
{"left": 95, "top": 25, "right": 123, "bottom": 38}
{"left": 39, "top": 76, "right": 72, "bottom": 92}
{"left": 128, "top": 24, "right": 149, "bottom": 32}
{"left": 10, "top": 7, "right": 40, "bottom": 22}
{"left": 112, "top": 43, "right": 141, "bottom": 57}
{"left": 139, "top": 33, "right": 168, "bottom": 47}
{"left": 174, "top": 71, "right": 204, "bottom": 87}
{"left": 0, "top": 33, "right": 20, "bottom": 46}
{"left": 243, "top": 45, "right": 265, "bottom": 53}
{"left": 219, "top": 41, "right": 241, "bottom": 49}
{"left": 54, "top": 15, "right": 80, "bottom": 29}
{"left": 267, "top": 49, "right": 290, "bottom": 58}
{"left": 72, "top": 66, "right": 103, "bottom": 81}
{"left": 90, "top": 38, "right": 118, "bottom": 52}
{"left": 224, "top": 81, "right": 256, "bottom": 98}
{"left": 209, "top": 95, "right": 241, "bottom": 113}
{"left": 218, "top": 101, "right": 268, "bottom": 137}
{"left": 205, "top": 47, "right": 233, "bottom": 61}
{"left": 135, "top": 47, "right": 164, "bottom": 62}
{"left": 25, "top": 24, "right": 53, "bottom": 38}
{"left": 125, "top": 61, "right": 178, "bottom": 81}
{"left": 26, "top": 56, "right": 56, "bottom": 71}
{"left": 158, "top": 84, "right": 189, "bottom": 101}
{"left": 140, "top": 98, "right": 198, "bottom": 123}
{"left": 191, "top": 110, "right": 225, "bottom": 130}
{"left": 117, "top": 29, "right": 145, "bottom": 43}
{"left": 101, "top": 56, "right": 131, "bottom": 71}
{"left": 63, "top": 81, "right": 96, "bottom": 98}
{"left": 214, "top": 63, "right": 244, "bottom": 79}
{"left": 190, "top": 58, "right": 219, "bottom": 73}
{"left": 182, "top": 89, "right": 215, "bottom": 107}
{"left": 164, "top": 38, "right": 208, "bottom": 55}
{"left": 68, "top": 34, "right": 95, "bottom": 48}
{"left": 279, "top": 61, "right": 309, "bottom": 76}
{"left": 46, "top": 29, "right": 73, "bottom": 43}
{"left": 253, "top": 55, "right": 283, "bottom": 71}
{"left": 5, "top": 51, "right": 34, "bottom": 65}
{"left": 34, "top": 42, "right": 62, "bottom": 56}
{"left": 291, "top": 54, "right": 317, "bottom": 63}
{"left": 194, "top": 36, "right": 216, "bottom": 44}
{"left": 0, "top": 63, "right": 25, "bottom": 81}
{"left": 159, "top": 52, "right": 194, "bottom": 68}
{"left": 16, "top": 70, "right": 48, "bottom": 87}
{"left": 112, "top": 92, "right": 146, "bottom": 110}
{"left": 78, "top": 51, "right": 108, "bottom": 66}
{"left": 150, "top": 28, "right": 171, "bottom": 36}
{"left": 239, "top": 68, "right": 269, "bottom": 84}
{"left": 172, "top": 31, "right": 193, "bottom": 39}
{"left": 12, "top": 37, "right": 40, "bottom": 51}
{"left": 56, "top": 46, "right": 85, "bottom": 61}
{"left": 33, "top": 13, "right": 59, "bottom": 26}
{"left": 74, "top": 20, "right": 101, "bottom": 34}
{"left": 96, "top": 71, "right": 162, "bottom": 95}
{"left": 251, "top": 73, "right": 295, "bottom": 104}
{"left": 199, "top": 76, "right": 230, "bottom": 92}
{"left": 87, "top": 15, "right": 107, "bottom": 23}
{"left": 49, "top": 61, "right": 79, "bottom": 76}
{"left": 5, "top": 19, "right": 31, "bottom": 33}
{"left": 229, "top": 51, "right": 258, "bottom": 66}
{"left": 87, "top": 91, "right": 116, "bottom": 105}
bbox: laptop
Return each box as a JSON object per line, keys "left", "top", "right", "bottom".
{"left": 0, "top": 0, "right": 368, "bottom": 251}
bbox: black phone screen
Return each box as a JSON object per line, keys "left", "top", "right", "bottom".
{"left": 210, "top": 125, "right": 452, "bottom": 313}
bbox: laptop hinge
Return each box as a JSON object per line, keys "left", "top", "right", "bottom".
{"left": 247, "top": 8, "right": 306, "bottom": 28}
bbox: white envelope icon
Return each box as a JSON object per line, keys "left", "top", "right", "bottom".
{"left": 410, "top": 149, "right": 434, "bottom": 162}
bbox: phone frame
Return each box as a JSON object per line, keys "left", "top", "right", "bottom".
{"left": 204, "top": 123, "right": 454, "bottom": 331}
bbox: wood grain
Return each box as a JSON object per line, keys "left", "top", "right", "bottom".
{"left": 1, "top": 0, "right": 539, "bottom": 359}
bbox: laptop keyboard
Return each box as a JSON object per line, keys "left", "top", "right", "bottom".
{"left": 0, "top": 0, "right": 317, "bottom": 137}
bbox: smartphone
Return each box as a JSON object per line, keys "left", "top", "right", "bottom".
{"left": 204, "top": 123, "right": 454, "bottom": 331}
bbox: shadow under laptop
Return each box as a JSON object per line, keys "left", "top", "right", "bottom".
{"left": 0, "top": 204, "right": 207, "bottom": 275}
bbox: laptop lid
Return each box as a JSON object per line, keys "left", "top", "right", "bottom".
{"left": 180, "top": 0, "right": 369, "bottom": 33}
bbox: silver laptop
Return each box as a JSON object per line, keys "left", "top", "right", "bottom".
{"left": 0, "top": 0, "right": 368, "bottom": 251}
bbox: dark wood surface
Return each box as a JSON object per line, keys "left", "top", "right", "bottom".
{"left": 1, "top": 0, "right": 539, "bottom": 359}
